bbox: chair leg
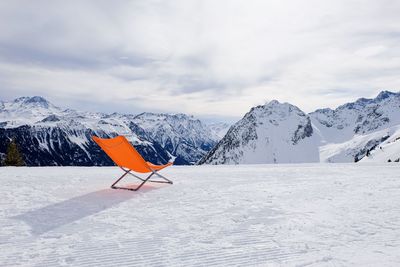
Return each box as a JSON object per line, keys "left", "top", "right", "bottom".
{"left": 111, "top": 169, "right": 131, "bottom": 188}
{"left": 111, "top": 172, "right": 155, "bottom": 191}
{"left": 150, "top": 170, "right": 173, "bottom": 184}
{"left": 111, "top": 167, "right": 173, "bottom": 191}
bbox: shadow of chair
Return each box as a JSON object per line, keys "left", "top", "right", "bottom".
{"left": 13, "top": 183, "right": 160, "bottom": 235}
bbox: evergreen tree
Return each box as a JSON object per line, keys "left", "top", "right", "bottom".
{"left": 3, "top": 139, "right": 25, "bottom": 166}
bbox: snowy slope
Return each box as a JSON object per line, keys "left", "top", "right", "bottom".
{"left": 1, "top": 164, "right": 400, "bottom": 266}
{"left": 200, "top": 100, "right": 320, "bottom": 164}
{"left": 0, "top": 97, "right": 223, "bottom": 166}
{"left": 312, "top": 90, "right": 400, "bottom": 162}
{"left": 359, "top": 127, "right": 400, "bottom": 163}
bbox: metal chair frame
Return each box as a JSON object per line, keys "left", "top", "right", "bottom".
{"left": 111, "top": 167, "right": 173, "bottom": 191}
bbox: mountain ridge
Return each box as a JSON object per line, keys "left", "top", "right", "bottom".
{"left": 0, "top": 96, "right": 230, "bottom": 166}
{"left": 200, "top": 90, "right": 400, "bottom": 164}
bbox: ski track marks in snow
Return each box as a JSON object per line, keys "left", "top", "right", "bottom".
{"left": 1, "top": 164, "right": 400, "bottom": 266}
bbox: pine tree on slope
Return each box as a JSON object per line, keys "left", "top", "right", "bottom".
{"left": 3, "top": 139, "right": 25, "bottom": 166}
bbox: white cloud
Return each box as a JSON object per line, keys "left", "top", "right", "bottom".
{"left": 0, "top": 0, "right": 399, "bottom": 119}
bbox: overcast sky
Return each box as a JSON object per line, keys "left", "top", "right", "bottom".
{"left": 0, "top": 0, "right": 399, "bottom": 121}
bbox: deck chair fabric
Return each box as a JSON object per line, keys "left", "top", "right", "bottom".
{"left": 93, "top": 136, "right": 173, "bottom": 191}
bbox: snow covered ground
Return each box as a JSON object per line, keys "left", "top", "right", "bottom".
{"left": 1, "top": 164, "right": 400, "bottom": 266}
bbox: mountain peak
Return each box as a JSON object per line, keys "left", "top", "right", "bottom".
{"left": 25, "top": 96, "right": 49, "bottom": 106}
{"left": 258, "top": 100, "right": 304, "bottom": 117}
{"left": 199, "top": 99, "right": 317, "bottom": 165}
{"left": 267, "top": 99, "right": 280, "bottom": 104}
{"left": 264, "top": 100, "right": 299, "bottom": 109}
{"left": 14, "top": 96, "right": 51, "bottom": 108}
{"left": 264, "top": 100, "right": 284, "bottom": 108}
{"left": 375, "top": 90, "right": 398, "bottom": 101}
{"left": 26, "top": 96, "right": 47, "bottom": 102}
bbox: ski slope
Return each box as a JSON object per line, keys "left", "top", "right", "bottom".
{"left": 1, "top": 164, "right": 400, "bottom": 266}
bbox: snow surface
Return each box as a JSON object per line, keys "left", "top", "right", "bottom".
{"left": 1, "top": 164, "right": 400, "bottom": 266}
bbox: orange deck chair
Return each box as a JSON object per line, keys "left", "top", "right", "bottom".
{"left": 93, "top": 136, "right": 173, "bottom": 191}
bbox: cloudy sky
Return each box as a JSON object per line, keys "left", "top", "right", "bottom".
{"left": 0, "top": 0, "right": 399, "bottom": 121}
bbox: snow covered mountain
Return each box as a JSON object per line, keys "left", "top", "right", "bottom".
{"left": 0, "top": 96, "right": 224, "bottom": 166}
{"left": 200, "top": 90, "right": 400, "bottom": 164}
{"left": 311, "top": 90, "right": 400, "bottom": 162}
{"left": 199, "top": 100, "right": 320, "bottom": 164}
{"left": 132, "top": 112, "right": 218, "bottom": 164}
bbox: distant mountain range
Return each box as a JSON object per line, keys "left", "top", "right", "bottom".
{"left": 200, "top": 90, "right": 400, "bottom": 164}
{"left": 1, "top": 91, "right": 399, "bottom": 166}
{"left": 0, "top": 96, "right": 230, "bottom": 166}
